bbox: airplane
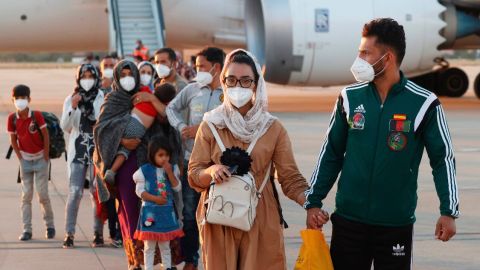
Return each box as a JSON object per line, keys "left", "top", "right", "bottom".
{"left": 1, "top": 0, "right": 480, "bottom": 98}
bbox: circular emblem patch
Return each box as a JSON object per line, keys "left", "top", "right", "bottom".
{"left": 28, "top": 122, "right": 37, "bottom": 134}
{"left": 352, "top": 113, "right": 365, "bottom": 130}
{"left": 219, "top": 93, "right": 224, "bottom": 103}
{"left": 387, "top": 132, "right": 407, "bottom": 151}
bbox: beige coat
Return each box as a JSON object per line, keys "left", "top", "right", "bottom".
{"left": 188, "top": 120, "right": 308, "bottom": 270}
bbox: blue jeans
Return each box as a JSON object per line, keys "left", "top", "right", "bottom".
{"left": 181, "top": 159, "right": 200, "bottom": 265}
{"left": 65, "top": 162, "right": 103, "bottom": 235}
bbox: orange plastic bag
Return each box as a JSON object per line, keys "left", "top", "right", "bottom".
{"left": 294, "top": 229, "right": 334, "bottom": 270}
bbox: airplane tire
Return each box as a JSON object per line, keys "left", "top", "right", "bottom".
{"left": 438, "top": 68, "right": 469, "bottom": 97}
{"left": 474, "top": 73, "right": 480, "bottom": 99}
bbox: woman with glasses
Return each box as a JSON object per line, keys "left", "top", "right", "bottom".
{"left": 187, "top": 49, "right": 309, "bottom": 269}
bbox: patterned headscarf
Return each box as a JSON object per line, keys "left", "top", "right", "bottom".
{"left": 75, "top": 63, "right": 100, "bottom": 131}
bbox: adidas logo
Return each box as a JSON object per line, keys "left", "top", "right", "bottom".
{"left": 392, "top": 244, "right": 405, "bottom": 256}
{"left": 354, "top": 104, "right": 366, "bottom": 113}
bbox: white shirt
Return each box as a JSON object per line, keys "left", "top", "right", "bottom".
{"left": 132, "top": 165, "right": 182, "bottom": 198}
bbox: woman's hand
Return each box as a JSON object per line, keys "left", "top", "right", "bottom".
{"left": 207, "top": 164, "right": 231, "bottom": 184}
{"left": 120, "top": 138, "right": 141, "bottom": 151}
{"left": 306, "top": 208, "right": 330, "bottom": 230}
{"left": 132, "top": 91, "right": 166, "bottom": 116}
{"left": 132, "top": 91, "right": 154, "bottom": 105}
{"left": 71, "top": 93, "right": 82, "bottom": 109}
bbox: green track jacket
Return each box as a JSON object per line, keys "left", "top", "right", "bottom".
{"left": 304, "top": 73, "right": 459, "bottom": 226}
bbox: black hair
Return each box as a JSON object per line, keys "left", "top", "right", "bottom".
{"left": 228, "top": 51, "right": 260, "bottom": 83}
{"left": 154, "top": 83, "right": 177, "bottom": 104}
{"left": 102, "top": 55, "right": 115, "bottom": 61}
{"left": 196, "top": 47, "right": 226, "bottom": 68}
{"left": 362, "top": 18, "right": 406, "bottom": 65}
{"left": 12, "top": 84, "right": 30, "bottom": 98}
{"left": 155, "top": 48, "right": 177, "bottom": 62}
{"left": 147, "top": 136, "right": 172, "bottom": 166}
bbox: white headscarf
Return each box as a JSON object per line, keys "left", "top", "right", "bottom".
{"left": 203, "top": 49, "right": 277, "bottom": 143}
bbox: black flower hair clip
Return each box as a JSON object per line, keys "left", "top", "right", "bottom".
{"left": 220, "top": 147, "right": 252, "bottom": 176}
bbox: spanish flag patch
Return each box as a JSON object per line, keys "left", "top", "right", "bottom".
{"left": 393, "top": 114, "right": 407, "bottom": 121}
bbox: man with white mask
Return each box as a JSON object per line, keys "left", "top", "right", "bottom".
{"left": 60, "top": 63, "right": 105, "bottom": 248}
{"left": 99, "top": 55, "right": 118, "bottom": 95}
{"left": 153, "top": 48, "right": 188, "bottom": 93}
{"left": 305, "top": 18, "right": 458, "bottom": 270}
{"left": 166, "top": 46, "right": 225, "bottom": 270}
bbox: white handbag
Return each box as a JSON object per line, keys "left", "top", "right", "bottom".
{"left": 203, "top": 121, "right": 271, "bottom": 231}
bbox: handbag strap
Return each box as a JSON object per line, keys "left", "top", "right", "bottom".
{"left": 206, "top": 121, "right": 265, "bottom": 155}
{"left": 256, "top": 163, "right": 271, "bottom": 199}
{"left": 206, "top": 121, "right": 271, "bottom": 197}
{"left": 207, "top": 122, "right": 226, "bottom": 152}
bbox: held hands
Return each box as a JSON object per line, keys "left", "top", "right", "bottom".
{"left": 435, "top": 215, "right": 456, "bottom": 242}
{"left": 207, "top": 164, "right": 231, "bottom": 184}
{"left": 306, "top": 208, "right": 330, "bottom": 230}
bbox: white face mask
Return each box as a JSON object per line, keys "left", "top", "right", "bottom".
{"left": 155, "top": 64, "right": 171, "bottom": 78}
{"left": 14, "top": 99, "right": 29, "bottom": 111}
{"left": 120, "top": 76, "right": 136, "bottom": 92}
{"left": 350, "top": 54, "right": 387, "bottom": 82}
{"left": 140, "top": 74, "right": 152, "bottom": 86}
{"left": 80, "top": 78, "right": 95, "bottom": 91}
{"left": 103, "top": 68, "right": 114, "bottom": 79}
{"left": 195, "top": 66, "right": 215, "bottom": 86}
{"left": 227, "top": 87, "right": 254, "bottom": 108}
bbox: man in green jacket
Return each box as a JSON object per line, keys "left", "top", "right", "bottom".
{"left": 305, "top": 18, "right": 458, "bottom": 270}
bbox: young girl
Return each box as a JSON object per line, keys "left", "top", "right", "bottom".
{"left": 133, "top": 137, "right": 184, "bottom": 270}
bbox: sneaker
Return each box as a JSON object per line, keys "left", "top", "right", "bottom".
{"left": 46, "top": 228, "right": 56, "bottom": 239}
{"left": 166, "top": 267, "right": 177, "bottom": 270}
{"left": 92, "top": 233, "right": 104, "bottom": 247}
{"left": 110, "top": 237, "right": 123, "bottom": 248}
{"left": 63, "top": 235, "right": 74, "bottom": 248}
{"left": 19, "top": 232, "right": 32, "bottom": 241}
{"left": 104, "top": 169, "right": 116, "bottom": 185}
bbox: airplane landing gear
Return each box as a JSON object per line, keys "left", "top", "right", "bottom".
{"left": 410, "top": 58, "right": 469, "bottom": 98}
{"left": 474, "top": 72, "right": 480, "bottom": 98}
{"left": 438, "top": 67, "right": 469, "bottom": 97}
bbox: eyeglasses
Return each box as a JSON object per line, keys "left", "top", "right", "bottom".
{"left": 223, "top": 76, "right": 255, "bottom": 88}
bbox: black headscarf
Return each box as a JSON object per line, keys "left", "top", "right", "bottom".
{"left": 112, "top": 60, "right": 141, "bottom": 95}
{"left": 75, "top": 63, "right": 100, "bottom": 133}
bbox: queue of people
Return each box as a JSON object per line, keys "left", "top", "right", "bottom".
{"left": 6, "top": 18, "right": 459, "bottom": 270}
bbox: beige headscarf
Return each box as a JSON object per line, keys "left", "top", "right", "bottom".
{"left": 203, "top": 49, "right": 277, "bottom": 143}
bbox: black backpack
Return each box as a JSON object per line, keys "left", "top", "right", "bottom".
{"left": 6, "top": 111, "right": 66, "bottom": 182}
{"left": 6, "top": 111, "right": 66, "bottom": 159}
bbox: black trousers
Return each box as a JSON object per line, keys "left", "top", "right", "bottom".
{"left": 330, "top": 213, "right": 413, "bottom": 270}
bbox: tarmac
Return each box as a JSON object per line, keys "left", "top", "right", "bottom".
{"left": 0, "top": 65, "right": 479, "bottom": 269}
